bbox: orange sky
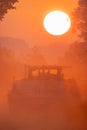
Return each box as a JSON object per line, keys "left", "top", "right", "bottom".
{"left": 0, "top": 0, "right": 78, "bottom": 47}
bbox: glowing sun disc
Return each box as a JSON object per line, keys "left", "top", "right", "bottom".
{"left": 43, "top": 11, "right": 71, "bottom": 35}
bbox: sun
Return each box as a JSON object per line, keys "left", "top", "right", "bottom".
{"left": 43, "top": 11, "right": 71, "bottom": 36}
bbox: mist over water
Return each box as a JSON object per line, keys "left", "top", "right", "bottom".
{"left": 0, "top": 38, "right": 87, "bottom": 130}
{"left": 0, "top": 67, "right": 87, "bottom": 130}
{"left": 0, "top": 0, "right": 87, "bottom": 129}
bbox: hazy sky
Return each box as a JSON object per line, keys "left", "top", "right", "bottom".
{"left": 0, "top": 0, "right": 78, "bottom": 47}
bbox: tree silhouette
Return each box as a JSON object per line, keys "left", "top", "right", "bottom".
{"left": 72, "top": 0, "right": 87, "bottom": 65}
{"left": 0, "top": 46, "right": 17, "bottom": 81}
{"left": 73, "top": 0, "right": 87, "bottom": 41}
{"left": 67, "top": 0, "right": 87, "bottom": 66}
{"left": 60, "top": 0, "right": 87, "bottom": 91}
{"left": 0, "top": 0, "right": 18, "bottom": 20}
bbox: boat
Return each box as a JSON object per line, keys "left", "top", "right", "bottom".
{"left": 8, "top": 65, "right": 80, "bottom": 129}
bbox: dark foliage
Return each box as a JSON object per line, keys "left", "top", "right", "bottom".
{"left": 0, "top": 0, "right": 18, "bottom": 20}
{"left": 72, "top": 0, "right": 87, "bottom": 64}
{"left": 61, "top": 0, "right": 87, "bottom": 91}
{"left": 73, "top": 0, "right": 87, "bottom": 41}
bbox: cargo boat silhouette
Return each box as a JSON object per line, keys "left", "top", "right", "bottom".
{"left": 8, "top": 65, "right": 80, "bottom": 129}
